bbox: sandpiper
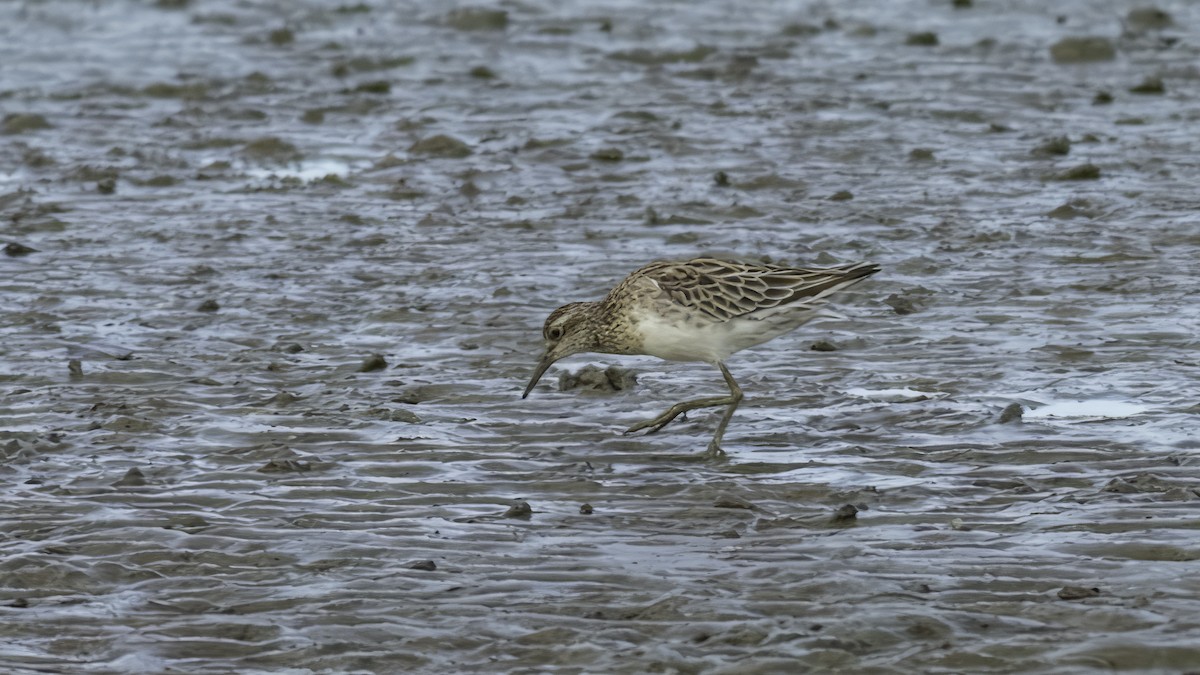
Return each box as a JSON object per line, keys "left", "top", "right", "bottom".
{"left": 523, "top": 257, "right": 880, "bottom": 458}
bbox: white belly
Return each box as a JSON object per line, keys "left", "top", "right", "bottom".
{"left": 633, "top": 310, "right": 811, "bottom": 363}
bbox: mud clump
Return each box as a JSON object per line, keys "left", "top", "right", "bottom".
{"left": 828, "top": 190, "right": 853, "bottom": 201}
{"left": 579, "top": 504, "right": 594, "bottom": 515}
{"left": 558, "top": 365, "right": 637, "bottom": 393}
{"left": 1093, "top": 90, "right": 1114, "bottom": 105}
{"left": 1129, "top": 76, "right": 1165, "bottom": 94}
{"left": 445, "top": 8, "right": 508, "bottom": 31}
{"left": 909, "top": 148, "right": 935, "bottom": 161}
{"left": 998, "top": 403, "right": 1024, "bottom": 423}
{"left": 589, "top": 148, "right": 624, "bottom": 162}
{"left": 1052, "top": 163, "right": 1101, "bottom": 181}
{"left": 504, "top": 500, "right": 532, "bottom": 518}
{"left": 3, "top": 114, "right": 52, "bottom": 134}
{"left": 905, "top": 32, "right": 938, "bottom": 47}
{"left": 1126, "top": 7, "right": 1173, "bottom": 31}
{"left": 810, "top": 339, "right": 838, "bottom": 352}
{"left": 409, "top": 134, "right": 472, "bottom": 158}
{"left": 268, "top": 28, "right": 294, "bottom": 46}
{"left": 884, "top": 287, "right": 934, "bottom": 315}
{"left": 113, "top": 467, "right": 147, "bottom": 487}
{"left": 1050, "top": 37, "right": 1115, "bottom": 63}
{"left": 1032, "top": 136, "right": 1070, "bottom": 156}
{"left": 713, "top": 494, "right": 754, "bottom": 509}
{"left": 358, "top": 354, "right": 388, "bottom": 372}
{"left": 408, "top": 560, "right": 437, "bottom": 571}
{"left": 1058, "top": 586, "right": 1101, "bottom": 600}
{"left": 4, "top": 242, "right": 37, "bottom": 256}
{"left": 242, "top": 137, "right": 302, "bottom": 164}
{"left": 609, "top": 45, "right": 715, "bottom": 65}
{"left": 196, "top": 298, "right": 220, "bottom": 312}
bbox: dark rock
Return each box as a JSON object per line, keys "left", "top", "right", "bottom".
{"left": 1058, "top": 586, "right": 1101, "bottom": 600}
{"left": 1050, "top": 37, "right": 1115, "bottom": 63}
{"left": 579, "top": 503, "right": 594, "bottom": 515}
{"left": 113, "top": 467, "right": 147, "bottom": 487}
{"left": 998, "top": 403, "right": 1024, "bottom": 423}
{"left": 810, "top": 339, "right": 839, "bottom": 352}
{"left": 408, "top": 560, "right": 437, "bottom": 571}
{"left": 359, "top": 354, "right": 388, "bottom": 372}
{"left": 409, "top": 134, "right": 471, "bottom": 158}
{"left": 4, "top": 242, "right": 37, "bottom": 256}
{"left": 504, "top": 500, "right": 532, "bottom": 518}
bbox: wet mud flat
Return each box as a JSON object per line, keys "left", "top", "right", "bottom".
{"left": 3, "top": 0, "right": 1200, "bottom": 672}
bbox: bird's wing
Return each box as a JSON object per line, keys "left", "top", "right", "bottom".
{"left": 641, "top": 258, "right": 880, "bottom": 322}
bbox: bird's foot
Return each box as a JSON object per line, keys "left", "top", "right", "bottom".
{"left": 704, "top": 440, "right": 727, "bottom": 460}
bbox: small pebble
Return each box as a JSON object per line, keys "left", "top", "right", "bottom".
{"left": 998, "top": 403, "right": 1024, "bottom": 424}
{"left": 408, "top": 560, "right": 437, "bottom": 571}
{"left": 810, "top": 339, "right": 838, "bottom": 352}
{"left": 112, "top": 467, "right": 147, "bottom": 487}
{"left": 504, "top": 500, "right": 532, "bottom": 518}
{"left": 831, "top": 504, "right": 858, "bottom": 523}
{"left": 4, "top": 242, "right": 37, "bottom": 256}
{"left": 359, "top": 354, "right": 388, "bottom": 372}
{"left": 68, "top": 359, "right": 83, "bottom": 378}
{"left": 1058, "top": 586, "right": 1101, "bottom": 600}
{"left": 579, "top": 503, "right": 594, "bottom": 515}
{"left": 713, "top": 494, "right": 753, "bottom": 509}
{"left": 196, "top": 298, "right": 220, "bottom": 312}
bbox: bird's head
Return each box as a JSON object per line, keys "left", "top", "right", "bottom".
{"left": 522, "top": 302, "right": 595, "bottom": 398}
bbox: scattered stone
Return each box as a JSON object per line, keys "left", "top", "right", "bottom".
{"left": 1047, "top": 202, "right": 1089, "bottom": 219}
{"left": 810, "top": 339, "right": 839, "bottom": 352}
{"left": 355, "top": 80, "right": 391, "bottom": 94}
{"left": 1104, "top": 478, "right": 1139, "bottom": 493}
{"left": 409, "top": 134, "right": 471, "bottom": 158}
{"left": 196, "top": 298, "right": 220, "bottom": 312}
{"left": 558, "top": 365, "right": 637, "bottom": 393}
{"left": 828, "top": 190, "right": 854, "bottom": 201}
{"left": 713, "top": 494, "right": 754, "bottom": 509}
{"left": 1129, "top": 76, "right": 1165, "bottom": 94}
{"left": 242, "top": 136, "right": 302, "bottom": 163}
{"left": 358, "top": 354, "right": 388, "bottom": 372}
{"left": 4, "top": 242, "right": 37, "bottom": 256}
{"left": 1126, "top": 7, "right": 1173, "bottom": 31}
{"left": 1050, "top": 37, "right": 1115, "bottom": 63}
{"left": 266, "top": 391, "right": 300, "bottom": 406}
{"left": 113, "top": 467, "right": 147, "bottom": 487}
{"left": 258, "top": 458, "right": 312, "bottom": 472}
{"left": 998, "top": 403, "right": 1024, "bottom": 423}
{"left": 2, "top": 113, "right": 52, "bottom": 134}
{"left": 831, "top": 504, "right": 858, "bottom": 523}
{"left": 268, "top": 28, "right": 294, "bottom": 46}
{"left": 68, "top": 359, "right": 83, "bottom": 378}
{"left": 579, "top": 503, "right": 594, "bottom": 515}
{"left": 1093, "top": 90, "right": 1114, "bottom": 105}
{"left": 589, "top": 147, "right": 624, "bottom": 162}
{"left": 408, "top": 560, "right": 437, "bottom": 571}
{"left": 445, "top": 7, "right": 508, "bottom": 31}
{"left": 906, "top": 32, "right": 939, "bottom": 47}
{"left": 387, "top": 409, "right": 422, "bottom": 424}
{"left": 782, "top": 23, "right": 821, "bottom": 37}
{"left": 469, "top": 65, "right": 496, "bottom": 79}
{"left": 1032, "top": 136, "right": 1071, "bottom": 156}
{"left": 166, "top": 515, "right": 209, "bottom": 529}
{"left": 503, "top": 500, "right": 532, "bottom": 518}
{"left": 609, "top": 45, "right": 715, "bottom": 65}
{"left": 1052, "top": 163, "right": 1101, "bottom": 181}
{"left": 909, "top": 148, "right": 935, "bottom": 161}
{"left": 713, "top": 170, "right": 730, "bottom": 187}
{"left": 972, "top": 479, "right": 1027, "bottom": 490}
{"left": 97, "top": 178, "right": 116, "bottom": 194}
{"left": 884, "top": 287, "right": 933, "bottom": 315}
{"left": 1058, "top": 586, "right": 1101, "bottom": 600}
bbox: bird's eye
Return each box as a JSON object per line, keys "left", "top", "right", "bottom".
{"left": 547, "top": 326, "right": 564, "bottom": 341}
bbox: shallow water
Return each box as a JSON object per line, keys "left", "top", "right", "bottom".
{"left": 3, "top": 0, "right": 1200, "bottom": 672}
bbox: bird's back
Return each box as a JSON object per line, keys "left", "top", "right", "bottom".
{"left": 610, "top": 257, "right": 879, "bottom": 362}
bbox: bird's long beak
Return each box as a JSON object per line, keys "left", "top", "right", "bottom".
{"left": 522, "top": 350, "right": 558, "bottom": 399}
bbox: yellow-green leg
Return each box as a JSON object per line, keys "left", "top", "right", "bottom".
{"left": 625, "top": 362, "right": 743, "bottom": 458}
